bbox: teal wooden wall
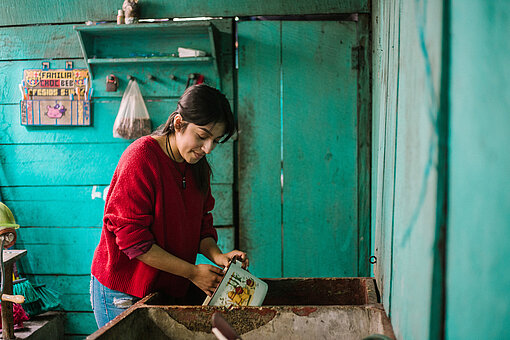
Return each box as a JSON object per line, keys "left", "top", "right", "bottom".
{"left": 372, "top": 0, "right": 446, "bottom": 339}
{"left": 447, "top": 1, "right": 510, "bottom": 339}
{"left": 0, "top": 1, "right": 370, "bottom": 337}
{"left": 237, "top": 19, "right": 371, "bottom": 278}
{"left": 0, "top": 13, "right": 235, "bottom": 340}
{"left": 373, "top": 0, "right": 510, "bottom": 339}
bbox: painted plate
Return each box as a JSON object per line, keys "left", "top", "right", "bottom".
{"left": 203, "top": 258, "right": 268, "bottom": 307}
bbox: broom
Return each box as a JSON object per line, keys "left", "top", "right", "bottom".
{"left": 33, "top": 284, "right": 61, "bottom": 312}
{"left": 18, "top": 283, "right": 61, "bottom": 317}
{"left": 13, "top": 264, "right": 61, "bottom": 316}
{"left": 13, "top": 278, "right": 41, "bottom": 306}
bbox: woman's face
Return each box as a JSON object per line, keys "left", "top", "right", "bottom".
{"left": 174, "top": 115, "right": 225, "bottom": 164}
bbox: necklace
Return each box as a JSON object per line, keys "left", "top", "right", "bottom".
{"left": 165, "top": 134, "right": 186, "bottom": 189}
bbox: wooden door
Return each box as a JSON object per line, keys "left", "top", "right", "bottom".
{"left": 238, "top": 19, "right": 370, "bottom": 277}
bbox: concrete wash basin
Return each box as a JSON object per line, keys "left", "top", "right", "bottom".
{"left": 87, "top": 277, "right": 395, "bottom": 340}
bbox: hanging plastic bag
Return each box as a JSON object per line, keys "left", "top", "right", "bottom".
{"left": 113, "top": 79, "right": 151, "bottom": 139}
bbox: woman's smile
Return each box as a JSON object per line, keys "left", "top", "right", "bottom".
{"left": 192, "top": 150, "right": 205, "bottom": 161}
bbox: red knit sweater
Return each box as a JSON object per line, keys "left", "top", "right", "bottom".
{"left": 91, "top": 136, "right": 218, "bottom": 298}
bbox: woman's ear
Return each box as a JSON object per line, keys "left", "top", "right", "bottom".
{"left": 173, "top": 114, "right": 183, "bottom": 131}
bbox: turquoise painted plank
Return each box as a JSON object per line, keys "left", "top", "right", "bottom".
{"left": 371, "top": 0, "right": 384, "bottom": 286}
{"left": 376, "top": 1, "right": 445, "bottom": 339}
{"left": 356, "top": 14, "right": 371, "bottom": 277}
{"left": 447, "top": 1, "right": 510, "bottom": 339}
{"left": 15, "top": 227, "right": 100, "bottom": 275}
{"left": 237, "top": 21, "right": 282, "bottom": 278}
{"left": 281, "top": 21, "right": 359, "bottom": 277}
{"left": 211, "top": 184, "right": 233, "bottom": 225}
{"left": 0, "top": 143, "right": 124, "bottom": 186}
{"left": 1, "top": 183, "right": 232, "bottom": 227}
{"left": 65, "top": 312, "right": 97, "bottom": 336}
{"left": 208, "top": 141, "right": 233, "bottom": 184}
{"left": 0, "top": 1, "right": 369, "bottom": 26}
{"left": 372, "top": 0, "right": 401, "bottom": 312}
{"left": 2, "top": 187, "right": 108, "bottom": 227}
{"left": 0, "top": 25, "right": 82, "bottom": 60}
{"left": 0, "top": 142, "right": 232, "bottom": 186}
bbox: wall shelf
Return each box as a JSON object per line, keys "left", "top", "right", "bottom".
{"left": 74, "top": 21, "right": 221, "bottom": 90}
{"left": 87, "top": 56, "right": 213, "bottom": 65}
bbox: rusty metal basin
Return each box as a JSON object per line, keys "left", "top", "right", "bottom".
{"left": 87, "top": 277, "right": 395, "bottom": 340}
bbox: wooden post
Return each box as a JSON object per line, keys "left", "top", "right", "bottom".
{"left": 1, "top": 262, "right": 14, "bottom": 340}
{"left": 0, "top": 250, "right": 27, "bottom": 340}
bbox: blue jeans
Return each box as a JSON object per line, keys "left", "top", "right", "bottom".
{"left": 90, "top": 275, "right": 140, "bottom": 329}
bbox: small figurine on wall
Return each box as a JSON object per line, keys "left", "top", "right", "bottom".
{"left": 122, "top": 0, "right": 140, "bottom": 24}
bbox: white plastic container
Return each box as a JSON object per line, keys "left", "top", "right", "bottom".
{"left": 203, "top": 258, "right": 268, "bottom": 307}
{"left": 178, "top": 47, "right": 207, "bottom": 58}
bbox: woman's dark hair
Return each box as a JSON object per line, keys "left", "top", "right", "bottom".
{"left": 153, "top": 84, "right": 235, "bottom": 194}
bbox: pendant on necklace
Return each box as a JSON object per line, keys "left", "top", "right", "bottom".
{"left": 182, "top": 177, "right": 186, "bottom": 189}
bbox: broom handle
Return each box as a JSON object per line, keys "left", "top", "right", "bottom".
{"left": 1, "top": 294, "right": 25, "bottom": 304}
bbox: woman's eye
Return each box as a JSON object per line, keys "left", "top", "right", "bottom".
{"left": 197, "top": 134, "right": 207, "bottom": 140}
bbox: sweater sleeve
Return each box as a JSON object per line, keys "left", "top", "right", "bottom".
{"left": 103, "top": 144, "right": 156, "bottom": 253}
{"left": 200, "top": 185, "right": 218, "bottom": 242}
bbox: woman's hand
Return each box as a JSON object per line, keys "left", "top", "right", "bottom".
{"left": 215, "top": 250, "right": 250, "bottom": 269}
{"left": 188, "top": 264, "right": 224, "bottom": 296}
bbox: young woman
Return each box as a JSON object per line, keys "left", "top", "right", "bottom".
{"left": 90, "top": 84, "right": 248, "bottom": 328}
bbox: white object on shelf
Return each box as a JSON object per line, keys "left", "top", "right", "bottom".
{"left": 178, "top": 47, "right": 207, "bottom": 58}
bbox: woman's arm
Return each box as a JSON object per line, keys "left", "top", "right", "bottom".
{"left": 136, "top": 243, "right": 223, "bottom": 296}
{"left": 199, "top": 237, "right": 250, "bottom": 269}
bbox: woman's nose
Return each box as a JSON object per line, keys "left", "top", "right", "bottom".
{"left": 202, "top": 140, "right": 215, "bottom": 154}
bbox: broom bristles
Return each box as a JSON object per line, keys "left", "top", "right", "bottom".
{"left": 13, "top": 279, "right": 41, "bottom": 304}
{"left": 34, "top": 285, "right": 61, "bottom": 311}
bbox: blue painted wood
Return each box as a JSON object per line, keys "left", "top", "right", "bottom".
{"left": 372, "top": 0, "right": 401, "bottom": 312}
{"left": 0, "top": 25, "right": 82, "bottom": 60}
{"left": 0, "top": 15, "right": 235, "bottom": 337}
{"left": 282, "top": 21, "right": 359, "bottom": 277}
{"left": 15, "top": 227, "right": 100, "bottom": 275}
{"left": 0, "top": 1, "right": 369, "bottom": 26}
{"left": 1, "top": 183, "right": 232, "bottom": 227}
{"left": 237, "top": 21, "right": 283, "bottom": 278}
{"left": 357, "top": 14, "right": 372, "bottom": 278}
{"left": 390, "top": 0, "right": 444, "bottom": 337}
{"left": 447, "top": 1, "right": 510, "bottom": 339}
{"left": 0, "top": 142, "right": 232, "bottom": 186}
{"left": 372, "top": 1, "right": 449, "bottom": 339}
